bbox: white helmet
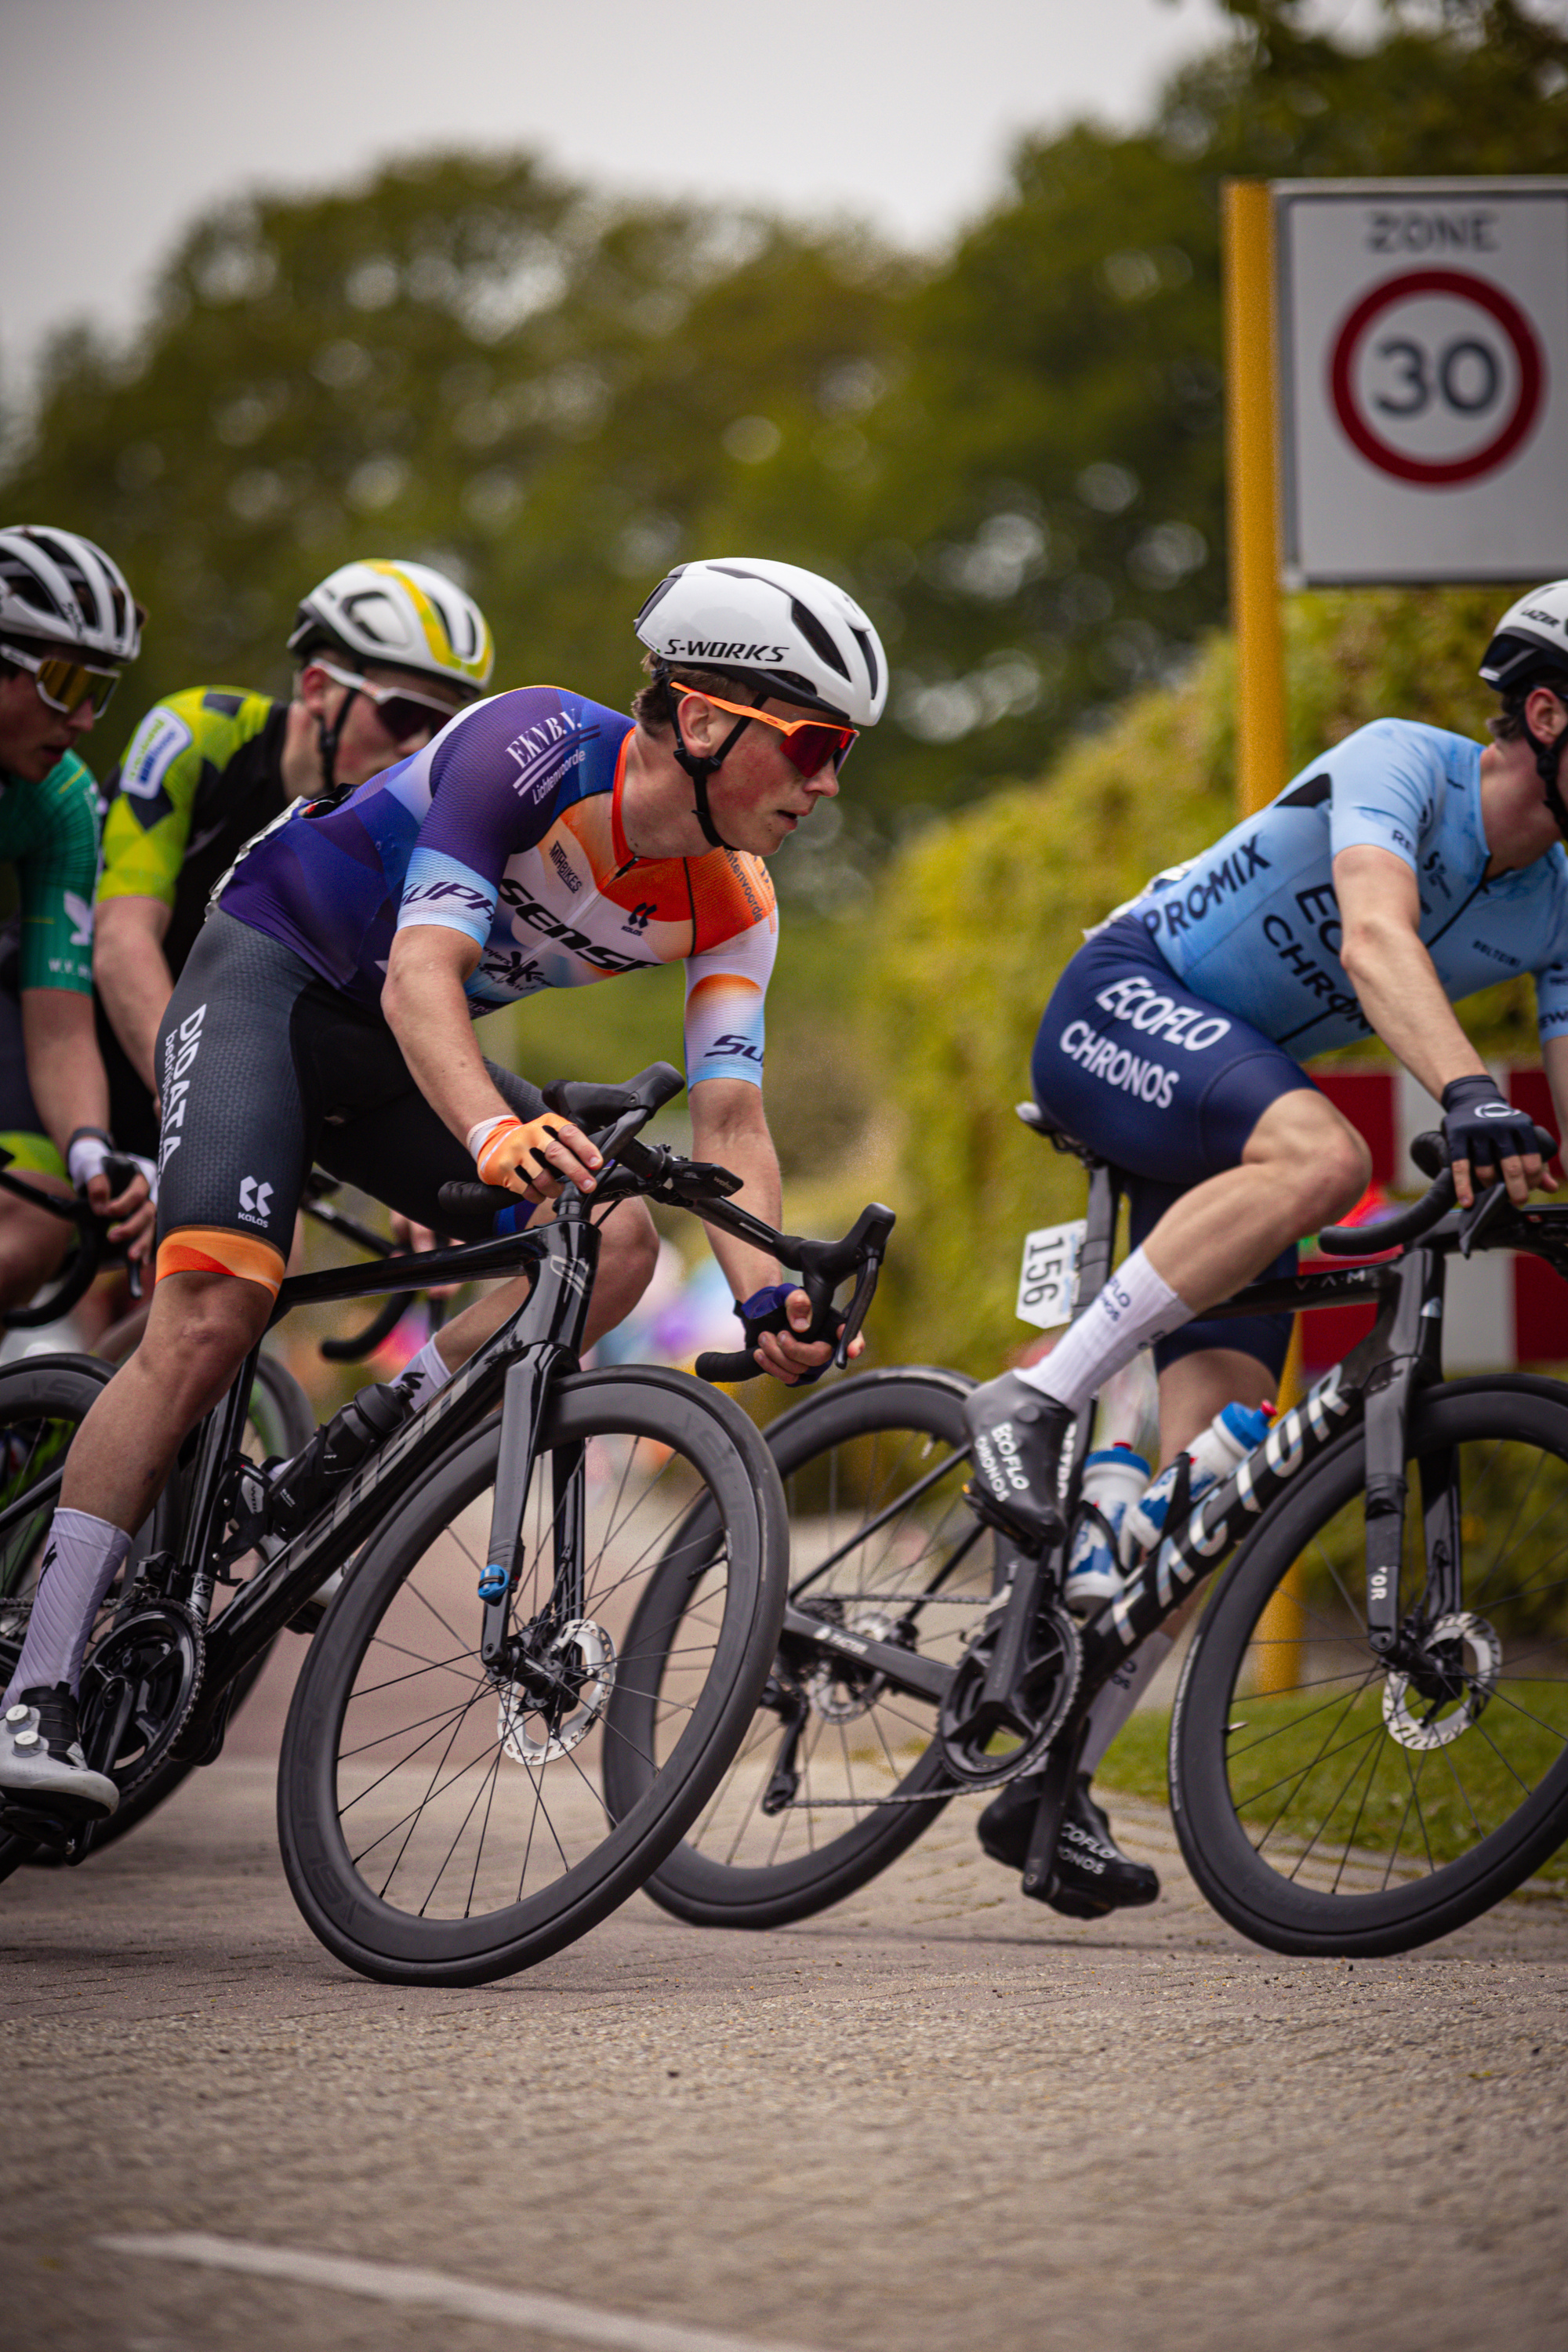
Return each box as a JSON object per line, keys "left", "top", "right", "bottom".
{"left": 1479, "top": 582, "right": 1568, "bottom": 695}
{"left": 289, "top": 558, "right": 493, "bottom": 695}
{"left": 634, "top": 557, "right": 887, "bottom": 726}
{"left": 0, "top": 526, "right": 142, "bottom": 662}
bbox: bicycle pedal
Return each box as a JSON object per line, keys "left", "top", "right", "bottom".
{"left": 0, "top": 1800, "right": 91, "bottom": 1856}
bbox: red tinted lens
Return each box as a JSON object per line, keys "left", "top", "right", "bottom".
{"left": 778, "top": 723, "right": 856, "bottom": 779}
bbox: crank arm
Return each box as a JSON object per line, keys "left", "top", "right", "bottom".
{"left": 1020, "top": 1739, "right": 1083, "bottom": 1904}
{"left": 781, "top": 1603, "right": 952, "bottom": 1704}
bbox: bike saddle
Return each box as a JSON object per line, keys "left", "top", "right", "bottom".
{"left": 542, "top": 1062, "right": 684, "bottom": 1133}
{"left": 1015, "top": 1099, "right": 1103, "bottom": 1168}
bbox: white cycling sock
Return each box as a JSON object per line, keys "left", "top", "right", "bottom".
{"left": 1017, "top": 1247, "right": 1191, "bottom": 1417}
{"left": 2, "top": 1509, "right": 132, "bottom": 1704}
{"left": 396, "top": 1334, "right": 453, "bottom": 1413}
{"left": 1078, "top": 1630, "right": 1174, "bottom": 1777}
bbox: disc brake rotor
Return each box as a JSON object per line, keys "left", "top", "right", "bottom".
{"left": 937, "top": 1602, "right": 1081, "bottom": 1788}
{"left": 1382, "top": 1610, "right": 1501, "bottom": 1751}
{"left": 805, "top": 1606, "right": 901, "bottom": 1724}
{"left": 499, "top": 1619, "right": 616, "bottom": 1766}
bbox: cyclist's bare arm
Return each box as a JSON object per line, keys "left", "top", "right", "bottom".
{"left": 689, "top": 1077, "right": 860, "bottom": 1382}
{"left": 19, "top": 987, "right": 154, "bottom": 1253}
{"left": 380, "top": 922, "right": 601, "bottom": 1196}
{"left": 94, "top": 894, "right": 175, "bottom": 1095}
{"left": 1544, "top": 1034, "right": 1568, "bottom": 1160}
{"left": 1335, "top": 843, "right": 1548, "bottom": 1205}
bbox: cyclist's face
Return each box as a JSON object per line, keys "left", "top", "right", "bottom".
{"left": 0, "top": 653, "right": 107, "bottom": 782}
{"left": 695, "top": 694, "right": 845, "bottom": 857}
{"left": 314, "top": 664, "right": 470, "bottom": 789}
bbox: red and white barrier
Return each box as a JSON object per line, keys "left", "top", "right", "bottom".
{"left": 1303, "top": 1066, "right": 1568, "bottom": 1374}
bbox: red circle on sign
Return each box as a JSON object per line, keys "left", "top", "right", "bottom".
{"left": 1328, "top": 268, "right": 1546, "bottom": 486}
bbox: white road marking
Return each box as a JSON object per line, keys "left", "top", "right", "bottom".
{"left": 98, "top": 2234, "right": 831, "bottom": 2352}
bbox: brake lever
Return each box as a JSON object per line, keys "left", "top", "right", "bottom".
{"left": 1459, "top": 1178, "right": 1511, "bottom": 1258}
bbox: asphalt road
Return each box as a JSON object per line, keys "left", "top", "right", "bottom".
{"left": 4, "top": 1664, "right": 1567, "bottom": 2352}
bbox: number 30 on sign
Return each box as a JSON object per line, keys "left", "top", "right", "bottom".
{"left": 1016, "top": 1220, "right": 1086, "bottom": 1330}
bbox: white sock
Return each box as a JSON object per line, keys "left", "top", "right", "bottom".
{"left": 396, "top": 1334, "right": 453, "bottom": 1412}
{"left": 2, "top": 1509, "right": 133, "bottom": 1704}
{"left": 1079, "top": 1631, "right": 1174, "bottom": 1777}
{"left": 1018, "top": 1247, "right": 1192, "bottom": 1417}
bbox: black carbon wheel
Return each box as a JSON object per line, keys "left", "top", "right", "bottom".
{"left": 621, "top": 1367, "right": 994, "bottom": 1930}
{"left": 1171, "top": 1378, "right": 1568, "bottom": 1956}
{"left": 276, "top": 1367, "right": 786, "bottom": 1985}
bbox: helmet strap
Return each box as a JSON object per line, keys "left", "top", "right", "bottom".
{"left": 313, "top": 682, "right": 358, "bottom": 804}
{"left": 1525, "top": 699, "right": 1568, "bottom": 842}
{"left": 653, "top": 661, "right": 749, "bottom": 852}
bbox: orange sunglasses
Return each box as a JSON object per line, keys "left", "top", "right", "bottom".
{"left": 670, "top": 683, "right": 857, "bottom": 778}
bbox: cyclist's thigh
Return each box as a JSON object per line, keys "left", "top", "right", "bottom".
{"left": 312, "top": 1054, "right": 549, "bottom": 1230}
{"left": 1030, "top": 914, "right": 1316, "bottom": 1189}
{"left": 0, "top": 953, "right": 64, "bottom": 1186}
{"left": 153, "top": 911, "right": 318, "bottom": 1276}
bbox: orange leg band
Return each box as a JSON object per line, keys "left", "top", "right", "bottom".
{"left": 155, "top": 1226, "right": 287, "bottom": 1298}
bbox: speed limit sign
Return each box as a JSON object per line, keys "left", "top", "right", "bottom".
{"left": 1278, "top": 182, "right": 1568, "bottom": 583}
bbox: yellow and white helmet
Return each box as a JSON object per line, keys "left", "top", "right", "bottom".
{"left": 289, "top": 559, "right": 493, "bottom": 696}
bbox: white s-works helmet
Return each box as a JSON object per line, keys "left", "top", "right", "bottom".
{"left": 0, "top": 526, "right": 143, "bottom": 662}
{"left": 289, "top": 558, "right": 494, "bottom": 695}
{"left": 634, "top": 557, "right": 887, "bottom": 726}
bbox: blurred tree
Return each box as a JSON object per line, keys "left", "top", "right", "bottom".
{"left": 849, "top": 0, "right": 1568, "bottom": 828}
{"left": 2, "top": 0, "right": 1563, "bottom": 879}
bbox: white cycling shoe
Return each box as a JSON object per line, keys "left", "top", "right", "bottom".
{"left": 0, "top": 1683, "right": 118, "bottom": 1819}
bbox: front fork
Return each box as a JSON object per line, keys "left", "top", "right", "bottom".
{"left": 477, "top": 1203, "right": 601, "bottom": 1669}
{"left": 1363, "top": 1244, "right": 1447, "bottom": 1657}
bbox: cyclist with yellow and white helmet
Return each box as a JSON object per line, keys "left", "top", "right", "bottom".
{"left": 94, "top": 559, "right": 493, "bottom": 1159}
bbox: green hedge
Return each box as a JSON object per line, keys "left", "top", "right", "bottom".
{"left": 864, "top": 586, "right": 1537, "bottom": 1374}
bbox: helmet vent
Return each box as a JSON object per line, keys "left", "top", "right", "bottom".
{"left": 789, "top": 597, "right": 850, "bottom": 681}
{"left": 850, "top": 626, "right": 880, "bottom": 702}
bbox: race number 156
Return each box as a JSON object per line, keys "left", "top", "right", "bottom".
{"left": 1016, "top": 1219, "right": 1087, "bottom": 1331}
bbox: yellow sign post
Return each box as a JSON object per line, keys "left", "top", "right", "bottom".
{"left": 1223, "top": 181, "right": 1304, "bottom": 1693}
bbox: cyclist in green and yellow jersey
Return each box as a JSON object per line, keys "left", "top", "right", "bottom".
{"left": 0, "top": 528, "right": 154, "bottom": 1311}
{"left": 94, "top": 559, "right": 494, "bottom": 1156}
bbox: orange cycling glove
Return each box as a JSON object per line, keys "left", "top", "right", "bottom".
{"left": 470, "top": 1112, "right": 564, "bottom": 1198}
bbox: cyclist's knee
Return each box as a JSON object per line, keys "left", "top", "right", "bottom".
{"left": 1244, "top": 1094, "right": 1370, "bottom": 1221}
{"left": 142, "top": 1267, "right": 272, "bottom": 1390}
{"left": 0, "top": 1196, "right": 71, "bottom": 1310}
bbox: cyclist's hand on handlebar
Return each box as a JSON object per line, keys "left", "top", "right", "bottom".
{"left": 1441, "top": 1076, "right": 1555, "bottom": 1210}
{"left": 69, "top": 1129, "right": 157, "bottom": 1264}
{"left": 742, "top": 1283, "right": 865, "bottom": 1386}
{"left": 470, "top": 1110, "right": 603, "bottom": 1203}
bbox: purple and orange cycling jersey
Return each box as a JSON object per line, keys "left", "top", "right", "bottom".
{"left": 218, "top": 687, "right": 777, "bottom": 1089}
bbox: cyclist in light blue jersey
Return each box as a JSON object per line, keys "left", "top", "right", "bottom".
{"left": 962, "top": 583, "right": 1568, "bottom": 1915}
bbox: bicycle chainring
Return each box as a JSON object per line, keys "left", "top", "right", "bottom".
{"left": 1381, "top": 1610, "right": 1501, "bottom": 1751}
{"left": 78, "top": 1599, "right": 205, "bottom": 1796}
{"left": 936, "top": 1601, "right": 1081, "bottom": 1788}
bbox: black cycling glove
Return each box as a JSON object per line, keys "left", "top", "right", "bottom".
{"left": 1440, "top": 1075, "right": 1540, "bottom": 1184}
{"left": 737, "top": 1282, "right": 842, "bottom": 1385}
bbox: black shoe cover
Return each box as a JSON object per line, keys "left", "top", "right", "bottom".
{"left": 977, "top": 1772, "right": 1160, "bottom": 1915}
{"left": 962, "top": 1372, "right": 1073, "bottom": 1545}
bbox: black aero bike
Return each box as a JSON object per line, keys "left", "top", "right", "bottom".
{"left": 634, "top": 1105, "right": 1568, "bottom": 1958}
{"left": 0, "top": 1063, "right": 894, "bottom": 1986}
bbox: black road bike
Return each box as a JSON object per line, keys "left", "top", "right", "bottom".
{"left": 632, "top": 1109, "right": 1568, "bottom": 1957}
{"left": 0, "top": 1063, "right": 893, "bottom": 1986}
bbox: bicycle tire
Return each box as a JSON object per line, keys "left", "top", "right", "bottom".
{"left": 276, "top": 1364, "right": 787, "bottom": 1986}
{"left": 619, "top": 1367, "right": 989, "bottom": 1931}
{"left": 1171, "top": 1377, "right": 1568, "bottom": 1956}
{"left": 0, "top": 1356, "right": 173, "bottom": 1878}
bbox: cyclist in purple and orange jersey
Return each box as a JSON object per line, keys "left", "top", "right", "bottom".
{"left": 0, "top": 557, "right": 887, "bottom": 1820}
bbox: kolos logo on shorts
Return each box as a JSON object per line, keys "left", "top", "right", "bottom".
{"left": 238, "top": 1176, "right": 274, "bottom": 1223}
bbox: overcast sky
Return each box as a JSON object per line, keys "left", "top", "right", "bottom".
{"left": 4, "top": 0, "right": 1383, "bottom": 396}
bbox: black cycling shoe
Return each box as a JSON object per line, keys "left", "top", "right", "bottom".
{"left": 977, "top": 1772, "right": 1160, "bottom": 1917}
{"left": 961, "top": 1373, "right": 1073, "bottom": 1547}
